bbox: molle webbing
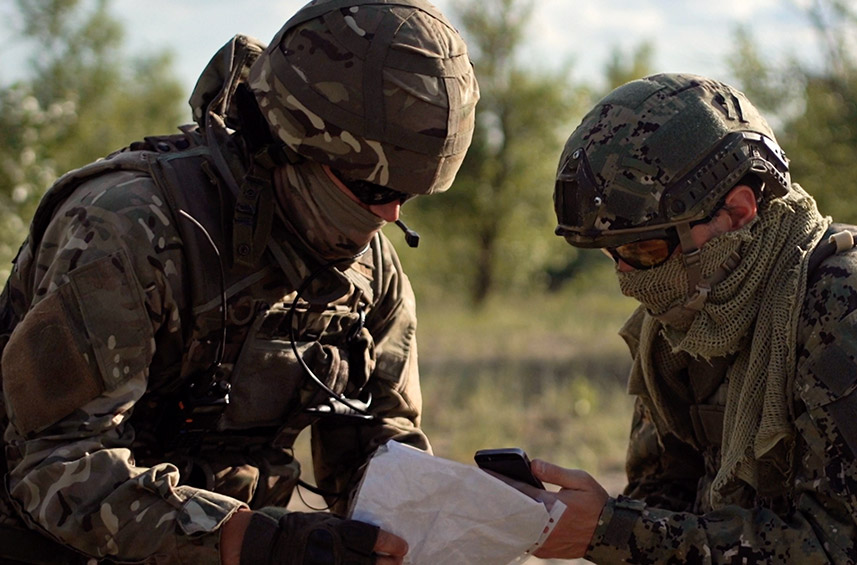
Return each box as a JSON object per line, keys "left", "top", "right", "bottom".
{"left": 148, "top": 144, "right": 234, "bottom": 309}
{"left": 230, "top": 151, "right": 276, "bottom": 269}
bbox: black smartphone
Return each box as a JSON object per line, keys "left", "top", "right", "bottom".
{"left": 474, "top": 447, "right": 544, "bottom": 489}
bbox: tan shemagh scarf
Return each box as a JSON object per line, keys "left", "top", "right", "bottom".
{"left": 619, "top": 185, "right": 829, "bottom": 508}
{"left": 273, "top": 161, "right": 385, "bottom": 261}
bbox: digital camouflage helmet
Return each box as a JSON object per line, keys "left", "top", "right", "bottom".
{"left": 553, "top": 73, "right": 790, "bottom": 252}
{"left": 248, "top": 0, "right": 480, "bottom": 197}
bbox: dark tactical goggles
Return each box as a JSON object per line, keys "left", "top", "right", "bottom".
{"left": 331, "top": 169, "right": 413, "bottom": 205}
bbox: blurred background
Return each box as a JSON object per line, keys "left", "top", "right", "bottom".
{"left": 2, "top": 1, "right": 856, "bottom": 562}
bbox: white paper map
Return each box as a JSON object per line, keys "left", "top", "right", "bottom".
{"left": 349, "top": 441, "right": 566, "bottom": 565}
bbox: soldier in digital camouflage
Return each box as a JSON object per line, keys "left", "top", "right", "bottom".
{"left": 524, "top": 73, "right": 857, "bottom": 563}
{"left": 0, "top": 1, "right": 478, "bottom": 563}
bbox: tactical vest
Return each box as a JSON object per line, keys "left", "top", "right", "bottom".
{"left": 0, "top": 127, "right": 384, "bottom": 526}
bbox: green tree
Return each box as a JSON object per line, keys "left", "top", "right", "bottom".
{"left": 0, "top": 0, "right": 185, "bottom": 279}
{"left": 785, "top": 74, "right": 857, "bottom": 221}
{"left": 604, "top": 41, "right": 655, "bottom": 91}
{"left": 400, "top": 0, "right": 586, "bottom": 305}
{"left": 727, "top": 25, "right": 800, "bottom": 117}
{"left": 806, "top": 0, "right": 857, "bottom": 81}
{"left": 537, "top": 41, "right": 656, "bottom": 292}
{"left": 0, "top": 85, "right": 77, "bottom": 274}
{"left": 788, "top": 0, "right": 857, "bottom": 221}
{"left": 727, "top": 2, "right": 857, "bottom": 222}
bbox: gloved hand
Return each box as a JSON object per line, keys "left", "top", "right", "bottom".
{"left": 239, "top": 508, "right": 380, "bottom": 565}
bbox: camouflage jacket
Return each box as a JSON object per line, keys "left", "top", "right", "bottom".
{"left": 0, "top": 126, "right": 428, "bottom": 563}
{"left": 585, "top": 226, "right": 857, "bottom": 563}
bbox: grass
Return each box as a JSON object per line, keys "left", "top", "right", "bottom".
{"left": 415, "top": 261, "right": 639, "bottom": 479}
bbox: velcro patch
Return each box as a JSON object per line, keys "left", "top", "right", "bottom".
{"left": 2, "top": 250, "right": 153, "bottom": 434}
{"left": 2, "top": 289, "right": 101, "bottom": 435}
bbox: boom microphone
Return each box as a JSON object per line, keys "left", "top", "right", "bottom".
{"left": 395, "top": 219, "right": 421, "bottom": 248}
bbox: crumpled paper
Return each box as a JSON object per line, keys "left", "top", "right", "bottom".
{"left": 349, "top": 441, "right": 566, "bottom": 565}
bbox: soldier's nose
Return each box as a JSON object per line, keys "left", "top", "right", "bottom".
{"left": 369, "top": 201, "right": 401, "bottom": 223}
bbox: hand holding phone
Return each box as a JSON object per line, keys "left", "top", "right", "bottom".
{"left": 474, "top": 447, "right": 545, "bottom": 489}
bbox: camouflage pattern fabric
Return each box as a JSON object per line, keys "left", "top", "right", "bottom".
{"left": 248, "top": 0, "right": 479, "bottom": 197}
{"left": 0, "top": 127, "right": 427, "bottom": 562}
{"left": 583, "top": 225, "right": 857, "bottom": 563}
{"left": 554, "top": 73, "right": 789, "bottom": 250}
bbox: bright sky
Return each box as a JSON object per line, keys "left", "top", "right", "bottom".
{"left": 1, "top": 0, "right": 826, "bottom": 99}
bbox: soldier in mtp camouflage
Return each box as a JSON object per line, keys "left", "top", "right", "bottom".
{"left": 526, "top": 73, "right": 857, "bottom": 563}
{"left": 0, "top": 1, "right": 478, "bottom": 563}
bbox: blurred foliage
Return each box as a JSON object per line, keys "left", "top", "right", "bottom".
{"left": 604, "top": 41, "right": 656, "bottom": 91}
{"left": 413, "top": 260, "right": 638, "bottom": 471}
{"left": 395, "top": 2, "right": 656, "bottom": 307}
{"left": 0, "top": 85, "right": 76, "bottom": 276}
{"left": 729, "top": 0, "right": 857, "bottom": 222}
{"left": 4, "top": 0, "right": 857, "bottom": 306}
{"left": 397, "top": 0, "right": 590, "bottom": 306}
{"left": 0, "top": 0, "right": 184, "bottom": 280}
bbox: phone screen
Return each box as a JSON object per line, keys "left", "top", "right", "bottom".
{"left": 474, "top": 448, "right": 545, "bottom": 489}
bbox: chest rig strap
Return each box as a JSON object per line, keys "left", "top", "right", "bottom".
{"left": 230, "top": 83, "right": 290, "bottom": 268}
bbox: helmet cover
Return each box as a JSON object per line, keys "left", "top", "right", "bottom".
{"left": 249, "top": 0, "right": 480, "bottom": 196}
{"left": 554, "top": 73, "right": 790, "bottom": 248}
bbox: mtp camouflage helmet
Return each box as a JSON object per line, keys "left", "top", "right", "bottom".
{"left": 248, "top": 0, "right": 480, "bottom": 197}
{"left": 554, "top": 73, "right": 790, "bottom": 250}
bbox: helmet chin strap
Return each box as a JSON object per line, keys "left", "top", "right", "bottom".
{"left": 654, "top": 222, "right": 740, "bottom": 327}
{"left": 677, "top": 222, "right": 707, "bottom": 310}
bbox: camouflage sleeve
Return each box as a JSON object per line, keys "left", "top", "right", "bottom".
{"left": 2, "top": 171, "right": 243, "bottom": 562}
{"left": 583, "top": 254, "right": 857, "bottom": 564}
{"left": 310, "top": 234, "right": 429, "bottom": 514}
{"left": 587, "top": 400, "right": 857, "bottom": 565}
{"left": 585, "top": 493, "right": 844, "bottom": 564}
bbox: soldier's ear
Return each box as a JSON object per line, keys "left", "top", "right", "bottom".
{"left": 724, "top": 185, "right": 758, "bottom": 230}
